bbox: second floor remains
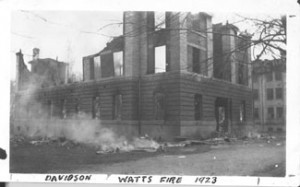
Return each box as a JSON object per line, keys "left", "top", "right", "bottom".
{"left": 83, "top": 11, "right": 252, "bottom": 88}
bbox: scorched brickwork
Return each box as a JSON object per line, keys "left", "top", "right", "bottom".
{"left": 13, "top": 11, "right": 254, "bottom": 140}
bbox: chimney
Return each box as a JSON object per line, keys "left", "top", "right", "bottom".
{"left": 33, "top": 48, "right": 40, "bottom": 60}
{"left": 16, "top": 50, "right": 24, "bottom": 91}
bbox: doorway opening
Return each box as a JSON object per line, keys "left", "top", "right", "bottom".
{"left": 215, "top": 97, "right": 232, "bottom": 133}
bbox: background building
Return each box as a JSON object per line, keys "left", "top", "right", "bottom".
{"left": 252, "top": 58, "right": 286, "bottom": 132}
{"left": 16, "top": 48, "right": 69, "bottom": 90}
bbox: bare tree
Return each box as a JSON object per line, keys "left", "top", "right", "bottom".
{"left": 240, "top": 15, "right": 286, "bottom": 60}
{"left": 106, "top": 12, "right": 286, "bottom": 62}
{"left": 19, "top": 11, "right": 286, "bottom": 81}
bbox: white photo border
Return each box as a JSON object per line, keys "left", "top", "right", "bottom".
{"left": 1, "top": 0, "right": 300, "bottom": 186}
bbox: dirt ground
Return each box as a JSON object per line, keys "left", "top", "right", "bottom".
{"left": 10, "top": 136, "right": 285, "bottom": 177}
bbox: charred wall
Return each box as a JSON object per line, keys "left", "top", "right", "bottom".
{"left": 178, "top": 72, "right": 253, "bottom": 138}
{"left": 15, "top": 77, "right": 138, "bottom": 120}
{"left": 13, "top": 12, "right": 255, "bottom": 141}
{"left": 13, "top": 73, "right": 182, "bottom": 140}
{"left": 138, "top": 72, "right": 181, "bottom": 140}
{"left": 13, "top": 70, "right": 254, "bottom": 140}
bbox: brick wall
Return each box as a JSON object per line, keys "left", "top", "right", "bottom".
{"left": 179, "top": 72, "right": 253, "bottom": 138}
{"left": 16, "top": 77, "right": 138, "bottom": 121}
{"left": 13, "top": 12, "right": 255, "bottom": 140}
{"left": 14, "top": 71, "right": 253, "bottom": 140}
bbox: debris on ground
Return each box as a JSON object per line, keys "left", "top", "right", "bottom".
{"left": 96, "top": 143, "right": 128, "bottom": 154}
{"left": 95, "top": 135, "right": 163, "bottom": 154}
{"left": 276, "top": 143, "right": 282, "bottom": 146}
{"left": 11, "top": 131, "right": 284, "bottom": 156}
{"left": 131, "top": 147, "right": 158, "bottom": 153}
{"left": 205, "top": 138, "right": 225, "bottom": 144}
{"left": 133, "top": 136, "right": 160, "bottom": 150}
{"left": 96, "top": 148, "right": 118, "bottom": 154}
{"left": 10, "top": 136, "right": 26, "bottom": 146}
{"left": 247, "top": 131, "right": 262, "bottom": 139}
{"left": 30, "top": 139, "right": 50, "bottom": 145}
{"left": 186, "top": 140, "right": 211, "bottom": 145}
{"left": 164, "top": 142, "right": 188, "bottom": 148}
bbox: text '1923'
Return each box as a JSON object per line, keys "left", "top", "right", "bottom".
{"left": 195, "top": 177, "right": 217, "bottom": 184}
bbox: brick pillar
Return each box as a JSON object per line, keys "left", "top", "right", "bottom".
{"left": 247, "top": 48, "right": 252, "bottom": 88}
{"left": 65, "top": 63, "right": 69, "bottom": 84}
{"left": 139, "top": 12, "right": 149, "bottom": 76}
{"left": 168, "top": 12, "right": 189, "bottom": 72}
{"left": 15, "top": 50, "right": 23, "bottom": 91}
{"left": 123, "top": 11, "right": 148, "bottom": 77}
{"left": 244, "top": 35, "right": 252, "bottom": 88}
{"left": 221, "top": 26, "right": 237, "bottom": 83}
{"left": 206, "top": 15, "right": 214, "bottom": 78}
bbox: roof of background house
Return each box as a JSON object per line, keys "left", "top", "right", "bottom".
{"left": 28, "top": 58, "right": 68, "bottom": 66}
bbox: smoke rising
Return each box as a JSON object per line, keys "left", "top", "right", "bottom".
{"left": 12, "top": 54, "right": 160, "bottom": 152}
{"left": 11, "top": 83, "right": 160, "bottom": 152}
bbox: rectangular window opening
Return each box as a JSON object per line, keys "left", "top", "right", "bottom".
{"left": 239, "top": 100, "right": 246, "bottom": 122}
{"left": 154, "top": 93, "right": 165, "bottom": 120}
{"left": 267, "top": 88, "right": 274, "bottom": 100}
{"left": 83, "top": 58, "right": 95, "bottom": 81}
{"left": 275, "top": 71, "right": 282, "bottom": 81}
{"left": 155, "top": 46, "right": 166, "bottom": 73}
{"left": 75, "top": 99, "right": 80, "bottom": 116}
{"left": 101, "top": 53, "right": 114, "bottom": 78}
{"left": 254, "top": 108, "right": 259, "bottom": 120}
{"left": 192, "top": 47, "right": 200, "bottom": 73}
{"left": 253, "top": 89, "right": 259, "bottom": 100}
{"left": 266, "top": 72, "right": 273, "bottom": 82}
{"left": 192, "top": 15, "right": 200, "bottom": 31}
{"left": 94, "top": 55, "right": 101, "bottom": 79}
{"left": 89, "top": 58, "right": 95, "bottom": 80}
{"left": 154, "top": 12, "right": 166, "bottom": 30}
{"left": 276, "top": 87, "right": 283, "bottom": 100}
{"left": 194, "top": 94, "right": 203, "bottom": 120}
{"left": 47, "top": 100, "right": 53, "bottom": 119}
{"left": 276, "top": 107, "right": 284, "bottom": 119}
{"left": 113, "top": 94, "right": 122, "bottom": 120}
{"left": 238, "top": 63, "right": 248, "bottom": 85}
{"left": 61, "top": 99, "right": 67, "bottom": 119}
{"left": 267, "top": 107, "right": 275, "bottom": 120}
{"left": 92, "top": 96, "right": 101, "bottom": 119}
{"left": 113, "top": 51, "right": 123, "bottom": 76}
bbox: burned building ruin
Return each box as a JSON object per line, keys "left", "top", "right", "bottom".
{"left": 12, "top": 12, "right": 254, "bottom": 140}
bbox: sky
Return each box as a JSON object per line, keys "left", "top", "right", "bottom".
{"left": 11, "top": 10, "right": 282, "bottom": 81}
{"left": 11, "top": 11, "right": 123, "bottom": 79}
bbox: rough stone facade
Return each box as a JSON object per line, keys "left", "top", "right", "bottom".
{"left": 13, "top": 11, "right": 254, "bottom": 140}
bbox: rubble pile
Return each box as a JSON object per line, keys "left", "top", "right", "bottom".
{"left": 96, "top": 135, "right": 162, "bottom": 154}
{"left": 10, "top": 136, "right": 26, "bottom": 146}
{"left": 170, "top": 131, "right": 283, "bottom": 147}
{"left": 10, "top": 135, "right": 82, "bottom": 149}
{"left": 11, "top": 131, "right": 284, "bottom": 155}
